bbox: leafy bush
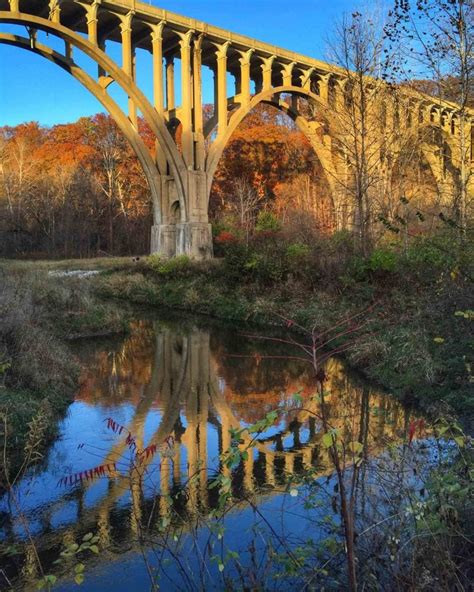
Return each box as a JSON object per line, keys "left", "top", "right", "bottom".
{"left": 147, "top": 255, "right": 192, "bottom": 276}
{"left": 344, "top": 248, "right": 398, "bottom": 282}
{"left": 255, "top": 211, "right": 281, "bottom": 232}
{"left": 329, "top": 229, "right": 355, "bottom": 253}
{"left": 221, "top": 241, "right": 253, "bottom": 283}
{"left": 367, "top": 248, "right": 398, "bottom": 273}
{"left": 146, "top": 254, "right": 163, "bottom": 272}
{"left": 404, "top": 236, "right": 456, "bottom": 270}
{"left": 286, "top": 243, "right": 310, "bottom": 260}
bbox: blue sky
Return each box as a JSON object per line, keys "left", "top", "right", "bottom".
{"left": 0, "top": 0, "right": 365, "bottom": 127}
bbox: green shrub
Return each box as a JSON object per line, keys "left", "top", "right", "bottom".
{"left": 329, "top": 229, "right": 355, "bottom": 254}
{"left": 286, "top": 243, "right": 310, "bottom": 260}
{"left": 147, "top": 254, "right": 163, "bottom": 272}
{"left": 404, "top": 237, "right": 456, "bottom": 269}
{"left": 221, "top": 241, "right": 253, "bottom": 283}
{"left": 147, "top": 255, "right": 192, "bottom": 276}
{"left": 251, "top": 253, "right": 286, "bottom": 284}
{"left": 255, "top": 211, "right": 281, "bottom": 232}
{"left": 368, "top": 248, "right": 398, "bottom": 273}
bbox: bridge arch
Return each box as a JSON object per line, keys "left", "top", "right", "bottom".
{"left": 205, "top": 85, "right": 338, "bottom": 205}
{"left": 0, "top": 10, "right": 188, "bottom": 222}
{"left": 417, "top": 122, "right": 463, "bottom": 199}
{"left": 388, "top": 122, "right": 463, "bottom": 226}
{"left": 0, "top": 32, "right": 164, "bottom": 213}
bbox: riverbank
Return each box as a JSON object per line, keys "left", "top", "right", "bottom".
{"left": 92, "top": 232, "right": 473, "bottom": 419}
{"left": 1, "top": 244, "right": 472, "bottom": 590}
{"left": 0, "top": 265, "right": 129, "bottom": 477}
{"left": 1, "top": 229, "right": 472, "bottom": 467}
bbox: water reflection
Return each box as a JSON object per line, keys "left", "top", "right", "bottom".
{"left": 0, "top": 318, "right": 414, "bottom": 590}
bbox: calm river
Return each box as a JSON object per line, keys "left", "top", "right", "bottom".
{"left": 0, "top": 314, "right": 416, "bottom": 591}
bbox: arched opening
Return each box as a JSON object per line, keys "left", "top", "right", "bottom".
{"left": 389, "top": 138, "right": 449, "bottom": 236}
{"left": 451, "top": 114, "right": 458, "bottom": 135}
{"left": 208, "top": 101, "right": 335, "bottom": 247}
{"left": 441, "top": 110, "right": 449, "bottom": 130}
{"left": 170, "top": 200, "right": 181, "bottom": 224}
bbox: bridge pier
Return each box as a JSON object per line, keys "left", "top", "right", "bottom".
{"left": 151, "top": 170, "right": 214, "bottom": 260}
{"left": 151, "top": 222, "right": 214, "bottom": 260}
{"left": 175, "top": 222, "right": 213, "bottom": 259}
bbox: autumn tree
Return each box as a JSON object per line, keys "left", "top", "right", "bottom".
{"left": 387, "top": 0, "right": 474, "bottom": 234}
{"left": 210, "top": 104, "right": 329, "bottom": 235}
{"left": 0, "top": 116, "right": 152, "bottom": 258}
{"left": 325, "top": 11, "right": 410, "bottom": 254}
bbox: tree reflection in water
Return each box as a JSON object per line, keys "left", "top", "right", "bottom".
{"left": 0, "top": 318, "right": 421, "bottom": 591}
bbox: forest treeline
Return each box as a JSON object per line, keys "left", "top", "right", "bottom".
{"left": 0, "top": 106, "right": 335, "bottom": 258}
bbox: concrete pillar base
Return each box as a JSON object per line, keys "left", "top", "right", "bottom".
{"left": 176, "top": 222, "right": 213, "bottom": 260}
{"left": 150, "top": 224, "right": 177, "bottom": 258}
{"left": 151, "top": 222, "right": 213, "bottom": 260}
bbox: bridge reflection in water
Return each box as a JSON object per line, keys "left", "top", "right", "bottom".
{"left": 0, "top": 318, "right": 413, "bottom": 588}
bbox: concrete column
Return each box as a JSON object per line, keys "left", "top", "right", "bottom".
{"left": 243, "top": 446, "right": 254, "bottom": 492}
{"left": 166, "top": 57, "right": 175, "bottom": 111}
{"left": 334, "top": 80, "right": 346, "bottom": 113}
{"left": 261, "top": 55, "right": 275, "bottom": 91}
{"left": 151, "top": 23, "right": 165, "bottom": 114}
{"left": 120, "top": 12, "right": 137, "bottom": 128}
{"left": 64, "top": 41, "right": 73, "bottom": 60}
{"left": 193, "top": 34, "right": 206, "bottom": 171}
{"left": 151, "top": 23, "right": 167, "bottom": 174}
{"left": 302, "top": 447, "right": 313, "bottom": 470}
{"left": 239, "top": 49, "right": 253, "bottom": 106}
{"left": 48, "top": 0, "right": 61, "bottom": 23}
{"left": 220, "top": 414, "right": 231, "bottom": 479}
{"left": 284, "top": 453, "right": 294, "bottom": 476}
{"left": 180, "top": 31, "right": 194, "bottom": 168}
{"left": 159, "top": 457, "right": 172, "bottom": 520}
{"left": 318, "top": 74, "right": 330, "bottom": 103}
{"left": 28, "top": 27, "right": 38, "bottom": 48}
{"left": 216, "top": 41, "right": 230, "bottom": 137}
{"left": 264, "top": 452, "right": 276, "bottom": 486}
{"left": 184, "top": 422, "right": 198, "bottom": 511}
{"left": 300, "top": 67, "right": 314, "bottom": 92}
{"left": 86, "top": 3, "right": 99, "bottom": 46}
{"left": 282, "top": 62, "right": 295, "bottom": 87}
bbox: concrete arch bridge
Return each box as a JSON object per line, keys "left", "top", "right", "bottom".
{"left": 0, "top": 0, "right": 472, "bottom": 257}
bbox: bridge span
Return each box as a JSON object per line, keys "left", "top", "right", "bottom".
{"left": 1, "top": 0, "right": 472, "bottom": 257}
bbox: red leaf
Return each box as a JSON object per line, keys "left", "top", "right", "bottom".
{"left": 408, "top": 421, "right": 417, "bottom": 445}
